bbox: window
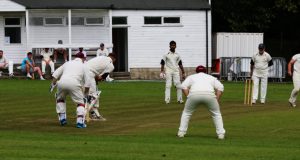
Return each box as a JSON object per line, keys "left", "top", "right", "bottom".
{"left": 66, "top": 17, "right": 85, "bottom": 25}
{"left": 112, "top": 17, "right": 127, "bottom": 25}
{"left": 144, "top": 17, "right": 161, "bottom": 24}
{"left": 44, "top": 17, "right": 64, "bottom": 25}
{"left": 144, "top": 16, "right": 181, "bottom": 26}
{"left": 30, "top": 17, "right": 43, "bottom": 26}
{"left": 163, "top": 17, "right": 180, "bottom": 24}
{"left": 4, "top": 18, "right": 21, "bottom": 44}
{"left": 85, "top": 17, "right": 104, "bottom": 25}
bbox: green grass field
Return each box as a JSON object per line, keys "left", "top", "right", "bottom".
{"left": 0, "top": 80, "right": 300, "bottom": 160}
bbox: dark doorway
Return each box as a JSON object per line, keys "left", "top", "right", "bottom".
{"left": 112, "top": 28, "right": 128, "bottom": 72}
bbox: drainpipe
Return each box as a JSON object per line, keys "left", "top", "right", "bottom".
{"left": 25, "top": 9, "right": 29, "bottom": 52}
{"left": 68, "top": 9, "right": 72, "bottom": 60}
{"left": 205, "top": 9, "right": 208, "bottom": 73}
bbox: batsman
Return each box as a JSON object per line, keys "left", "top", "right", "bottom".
{"left": 85, "top": 53, "right": 116, "bottom": 121}
{"left": 50, "top": 53, "right": 91, "bottom": 128}
{"left": 160, "top": 40, "right": 185, "bottom": 104}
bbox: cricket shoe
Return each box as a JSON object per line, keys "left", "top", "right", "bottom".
{"left": 177, "top": 131, "right": 186, "bottom": 138}
{"left": 76, "top": 123, "right": 87, "bottom": 128}
{"left": 91, "top": 112, "right": 107, "bottom": 121}
{"left": 289, "top": 99, "right": 296, "bottom": 108}
{"left": 217, "top": 134, "right": 225, "bottom": 140}
{"left": 106, "top": 77, "right": 114, "bottom": 82}
{"left": 60, "top": 119, "right": 67, "bottom": 126}
{"left": 178, "top": 100, "right": 184, "bottom": 104}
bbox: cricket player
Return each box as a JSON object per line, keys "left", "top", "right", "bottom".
{"left": 0, "top": 50, "right": 14, "bottom": 77}
{"left": 96, "top": 43, "right": 109, "bottom": 57}
{"left": 177, "top": 65, "right": 226, "bottom": 139}
{"left": 40, "top": 48, "right": 55, "bottom": 75}
{"left": 250, "top": 43, "right": 273, "bottom": 104}
{"left": 50, "top": 53, "right": 91, "bottom": 128}
{"left": 96, "top": 43, "right": 114, "bottom": 82}
{"left": 160, "top": 41, "right": 185, "bottom": 104}
{"left": 85, "top": 53, "right": 116, "bottom": 121}
{"left": 288, "top": 53, "right": 300, "bottom": 107}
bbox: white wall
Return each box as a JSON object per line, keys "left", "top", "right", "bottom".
{"left": 0, "top": 0, "right": 25, "bottom": 12}
{"left": 112, "top": 10, "right": 212, "bottom": 69}
{"left": 28, "top": 9, "right": 110, "bottom": 46}
{"left": 0, "top": 14, "right": 27, "bottom": 63}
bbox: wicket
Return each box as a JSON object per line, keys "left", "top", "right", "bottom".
{"left": 244, "top": 79, "right": 253, "bottom": 106}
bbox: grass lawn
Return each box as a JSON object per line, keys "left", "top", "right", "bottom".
{"left": 0, "top": 80, "right": 299, "bottom": 160}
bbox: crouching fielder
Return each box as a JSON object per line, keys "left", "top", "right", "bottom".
{"left": 85, "top": 53, "right": 116, "bottom": 121}
{"left": 50, "top": 53, "right": 90, "bottom": 128}
{"left": 177, "top": 65, "right": 226, "bottom": 139}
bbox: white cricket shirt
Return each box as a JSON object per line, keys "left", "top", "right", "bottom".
{"left": 292, "top": 54, "right": 300, "bottom": 74}
{"left": 163, "top": 51, "right": 182, "bottom": 73}
{"left": 40, "top": 50, "right": 53, "bottom": 61}
{"left": 96, "top": 48, "right": 109, "bottom": 57}
{"left": 181, "top": 73, "right": 224, "bottom": 97}
{"left": 52, "top": 58, "right": 91, "bottom": 88}
{"left": 252, "top": 52, "right": 272, "bottom": 77}
{"left": 0, "top": 56, "right": 7, "bottom": 64}
{"left": 86, "top": 56, "right": 114, "bottom": 77}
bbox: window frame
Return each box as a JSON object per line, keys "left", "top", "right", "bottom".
{"left": 112, "top": 16, "right": 128, "bottom": 25}
{"left": 29, "top": 17, "right": 44, "bottom": 26}
{"left": 85, "top": 17, "right": 104, "bottom": 26}
{"left": 143, "top": 16, "right": 182, "bottom": 27}
{"left": 66, "top": 17, "right": 85, "bottom": 26}
{"left": 44, "top": 17, "right": 65, "bottom": 26}
{"left": 4, "top": 17, "right": 22, "bottom": 44}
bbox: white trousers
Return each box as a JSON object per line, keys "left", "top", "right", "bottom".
{"left": 42, "top": 60, "right": 55, "bottom": 73}
{"left": 165, "top": 71, "right": 182, "bottom": 102}
{"left": 178, "top": 95, "right": 225, "bottom": 136}
{"left": 0, "top": 61, "right": 14, "bottom": 74}
{"left": 289, "top": 73, "right": 300, "bottom": 103}
{"left": 56, "top": 80, "right": 85, "bottom": 114}
{"left": 252, "top": 75, "right": 268, "bottom": 102}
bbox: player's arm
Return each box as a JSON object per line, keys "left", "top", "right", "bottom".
{"left": 214, "top": 79, "right": 224, "bottom": 102}
{"left": 288, "top": 58, "right": 296, "bottom": 76}
{"left": 26, "top": 60, "right": 34, "bottom": 68}
{"left": 83, "top": 65, "right": 91, "bottom": 95}
{"left": 181, "top": 76, "right": 191, "bottom": 97}
{"left": 52, "top": 64, "right": 65, "bottom": 80}
{"left": 178, "top": 60, "right": 185, "bottom": 79}
{"left": 250, "top": 59, "right": 254, "bottom": 77}
{"left": 160, "top": 59, "right": 165, "bottom": 73}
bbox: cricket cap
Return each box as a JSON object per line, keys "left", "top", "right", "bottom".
{"left": 196, "top": 65, "right": 206, "bottom": 73}
{"left": 258, "top": 43, "right": 265, "bottom": 49}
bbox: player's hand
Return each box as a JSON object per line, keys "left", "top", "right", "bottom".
{"left": 160, "top": 72, "right": 166, "bottom": 79}
{"left": 49, "top": 83, "right": 57, "bottom": 93}
{"left": 288, "top": 71, "right": 292, "bottom": 77}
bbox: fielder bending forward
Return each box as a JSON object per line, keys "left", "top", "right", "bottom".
{"left": 160, "top": 41, "right": 185, "bottom": 104}
{"left": 177, "top": 65, "right": 226, "bottom": 139}
{"left": 85, "top": 53, "right": 116, "bottom": 121}
{"left": 50, "top": 53, "right": 91, "bottom": 128}
{"left": 288, "top": 53, "right": 300, "bottom": 107}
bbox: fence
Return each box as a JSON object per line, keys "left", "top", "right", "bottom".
{"left": 217, "top": 57, "right": 286, "bottom": 81}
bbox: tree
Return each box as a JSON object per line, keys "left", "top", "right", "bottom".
{"left": 212, "top": 0, "right": 300, "bottom": 32}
